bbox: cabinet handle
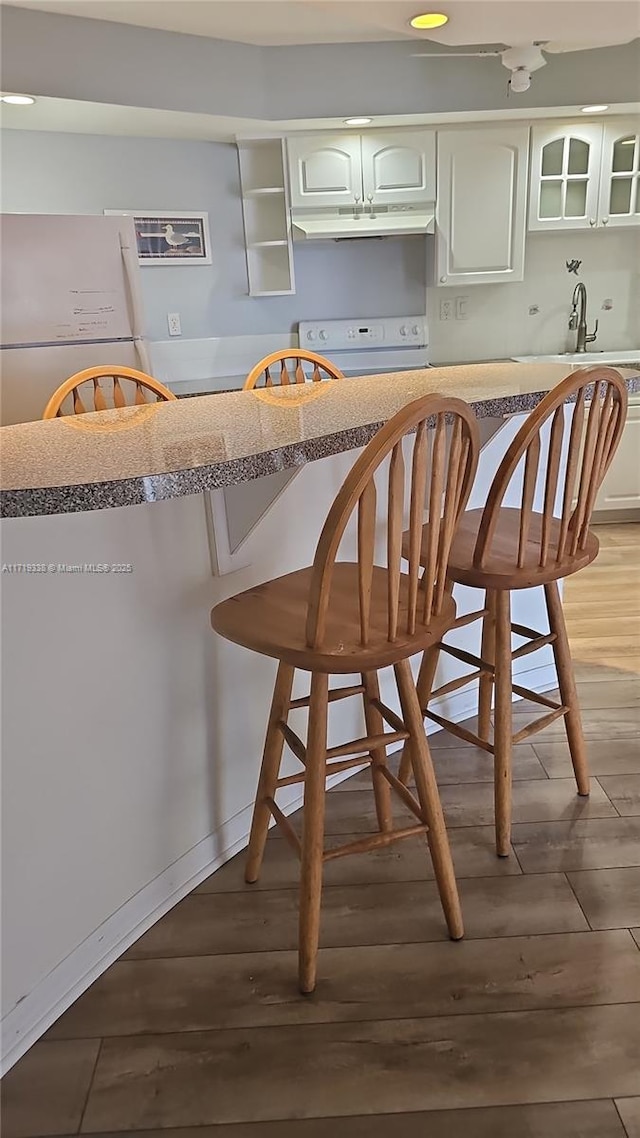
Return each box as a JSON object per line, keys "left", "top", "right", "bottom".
{"left": 367, "top": 193, "right": 376, "bottom": 219}
{"left": 589, "top": 218, "right": 596, "bottom": 227}
{"left": 602, "top": 216, "right": 609, "bottom": 225}
{"left": 353, "top": 194, "right": 361, "bottom": 219}
{"left": 440, "top": 276, "right": 447, "bottom": 283}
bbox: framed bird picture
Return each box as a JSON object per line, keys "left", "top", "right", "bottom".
{"left": 104, "top": 210, "right": 212, "bottom": 266}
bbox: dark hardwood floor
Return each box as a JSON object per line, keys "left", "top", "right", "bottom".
{"left": 2, "top": 524, "right": 639, "bottom": 1137}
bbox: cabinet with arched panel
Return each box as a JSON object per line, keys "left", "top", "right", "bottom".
{"left": 286, "top": 130, "right": 436, "bottom": 212}
{"left": 598, "top": 119, "right": 640, "bottom": 229}
{"left": 529, "top": 118, "right": 640, "bottom": 231}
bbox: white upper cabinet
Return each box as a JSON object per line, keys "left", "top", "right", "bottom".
{"left": 360, "top": 131, "right": 436, "bottom": 206}
{"left": 529, "top": 123, "right": 603, "bottom": 230}
{"left": 287, "top": 134, "right": 363, "bottom": 209}
{"left": 287, "top": 130, "right": 436, "bottom": 211}
{"left": 529, "top": 119, "right": 640, "bottom": 230}
{"left": 598, "top": 119, "right": 640, "bottom": 228}
{"left": 436, "top": 125, "right": 529, "bottom": 287}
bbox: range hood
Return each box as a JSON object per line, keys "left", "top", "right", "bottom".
{"left": 291, "top": 205, "right": 435, "bottom": 241}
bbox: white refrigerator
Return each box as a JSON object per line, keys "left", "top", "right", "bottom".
{"left": 1, "top": 214, "right": 150, "bottom": 425}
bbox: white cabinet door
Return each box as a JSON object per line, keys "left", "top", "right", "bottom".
{"left": 529, "top": 123, "right": 602, "bottom": 231}
{"left": 361, "top": 130, "right": 436, "bottom": 206}
{"left": 286, "top": 134, "right": 363, "bottom": 209}
{"left": 595, "top": 401, "right": 640, "bottom": 512}
{"left": 436, "top": 126, "right": 529, "bottom": 287}
{"left": 598, "top": 119, "right": 640, "bottom": 229}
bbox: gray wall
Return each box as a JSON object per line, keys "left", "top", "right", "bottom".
{"left": 0, "top": 130, "right": 426, "bottom": 339}
{"left": 3, "top": 5, "right": 640, "bottom": 121}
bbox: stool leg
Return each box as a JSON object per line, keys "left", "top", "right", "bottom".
{"left": 544, "top": 579, "right": 590, "bottom": 796}
{"left": 494, "top": 590, "right": 513, "bottom": 857}
{"left": 245, "top": 661, "right": 294, "bottom": 884}
{"left": 397, "top": 644, "right": 440, "bottom": 786}
{"left": 362, "top": 671, "right": 393, "bottom": 832}
{"left": 299, "top": 671, "right": 329, "bottom": 994}
{"left": 395, "top": 657, "right": 464, "bottom": 941}
{"left": 478, "top": 590, "right": 496, "bottom": 743}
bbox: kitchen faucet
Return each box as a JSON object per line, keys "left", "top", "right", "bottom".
{"left": 568, "top": 281, "right": 598, "bottom": 353}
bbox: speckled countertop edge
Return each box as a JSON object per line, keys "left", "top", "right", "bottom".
{"left": 3, "top": 374, "right": 639, "bottom": 519}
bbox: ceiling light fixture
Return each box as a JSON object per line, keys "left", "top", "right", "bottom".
{"left": 344, "top": 116, "right": 373, "bottom": 126}
{"left": 0, "top": 93, "right": 36, "bottom": 105}
{"left": 410, "top": 12, "right": 449, "bottom": 30}
{"left": 581, "top": 104, "right": 609, "bottom": 113}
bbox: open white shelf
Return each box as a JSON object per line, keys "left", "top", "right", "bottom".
{"left": 237, "top": 138, "right": 296, "bottom": 295}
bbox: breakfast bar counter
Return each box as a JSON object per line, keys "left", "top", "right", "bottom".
{"left": 3, "top": 362, "right": 639, "bottom": 517}
{"left": 2, "top": 360, "right": 638, "bottom": 1072}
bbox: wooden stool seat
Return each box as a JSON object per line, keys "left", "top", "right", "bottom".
{"left": 398, "top": 368, "right": 629, "bottom": 858}
{"left": 213, "top": 564, "right": 456, "bottom": 674}
{"left": 406, "top": 508, "right": 600, "bottom": 591}
{"left": 211, "top": 393, "right": 479, "bottom": 993}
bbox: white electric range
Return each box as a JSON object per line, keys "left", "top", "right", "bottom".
{"left": 298, "top": 315, "right": 430, "bottom": 376}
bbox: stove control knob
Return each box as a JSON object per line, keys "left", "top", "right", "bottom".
{"left": 319, "top": 330, "right": 328, "bottom": 341}
{"left": 306, "top": 330, "right": 316, "bottom": 341}
{"left": 400, "top": 325, "right": 408, "bottom": 336}
{"left": 412, "top": 324, "right": 420, "bottom": 336}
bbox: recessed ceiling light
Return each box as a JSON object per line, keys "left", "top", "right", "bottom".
{"left": 344, "top": 117, "right": 373, "bottom": 126}
{"left": 0, "top": 94, "right": 36, "bottom": 105}
{"left": 410, "top": 12, "right": 449, "bottom": 30}
{"left": 581, "top": 104, "right": 609, "bottom": 113}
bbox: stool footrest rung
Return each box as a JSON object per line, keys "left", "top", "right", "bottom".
{"left": 290, "top": 684, "right": 365, "bottom": 710}
{"left": 511, "top": 683, "right": 564, "bottom": 711}
{"left": 265, "top": 797, "right": 301, "bottom": 857}
{"left": 380, "top": 766, "right": 425, "bottom": 822}
{"left": 513, "top": 705, "right": 568, "bottom": 743}
{"left": 431, "top": 669, "right": 484, "bottom": 701}
{"left": 438, "top": 642, "right": 495, "bottom": 676}
{"left": 371, "top": 698, "right": 406, "bottom": 735}
{"left": 425, "top": 709, "right": 494, "bottom": 753}
{"left": 450, "top": 607, "right": 490, "bottom": 630}
{"left": 279, "top": 721, "right": 307, "bottom": 764}
{"left": 276, "top": 753, "right": 372, "bottom": 790}
{"left": 511, "top": 621, "right": 546, "bottom": 641}
{"left": 326, "top": 729, "right": 408, "bottom": 761}
{"left": 323, "top": 824, "right": 428, "bottom": 862}
{"left": 512, "top": 633, "right": 556, "bottom": 661}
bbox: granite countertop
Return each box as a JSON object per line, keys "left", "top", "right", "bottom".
{"left": 2, "top": 363, "right": 639, "bottom": 518}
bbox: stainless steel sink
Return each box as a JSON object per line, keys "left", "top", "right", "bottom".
{"left": 512, "top": 351, "right": 640, "bottom": 367}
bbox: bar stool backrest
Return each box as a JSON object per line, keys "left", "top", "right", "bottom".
{"left": 473, "top": 367, "right": 628, "bottom": 572}
{"left": 244, "top": 350, "right": 344, "bottom": 390}
{"left": 42, "top": 366, "right": 177, "bottom": 418}
{"left": 306, "top": 394, "right": 479, "bottom": 650}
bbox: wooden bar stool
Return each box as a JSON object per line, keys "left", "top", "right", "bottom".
{"left": 398, "top": 368, "right": 628, "bottom": 856}
{"left": 42, "top": 366, "right": 176, "bottom": 418}
{"left": 211, "top": 394, "right": 479, "bottom": 992}
{"left": 243, "top": 349, "right": 344, "bottom": 389}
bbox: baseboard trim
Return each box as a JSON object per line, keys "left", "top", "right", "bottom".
{"left": 0, "top": 661, "right": 557, "bottom": 1074}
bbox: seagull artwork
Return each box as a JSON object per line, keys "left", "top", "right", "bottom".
{"left": 136, "top": 221, "right": 202, "bottom": 256}
{"left": 161, "top": 223, "right": 200, "bottom": 252}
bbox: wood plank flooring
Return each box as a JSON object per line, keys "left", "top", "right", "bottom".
{"left": 2, "top": 523, "right": 639, "bottom": 1138}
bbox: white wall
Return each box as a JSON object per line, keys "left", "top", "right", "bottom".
{"left": 0, "top": 129, "right": 426, "bottom": 342}
{"left": 428, "top": 228, "right": 640, "bottom": 364}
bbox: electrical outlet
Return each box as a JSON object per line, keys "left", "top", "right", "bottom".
{"left": 455, "top": 296, "right": 469, "bottom": 321}
{"left": 440, "top": 298, "right": 453, "bottom": 321}
{"left": 167, "top": 312, "right": 182, "bottom": 337}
